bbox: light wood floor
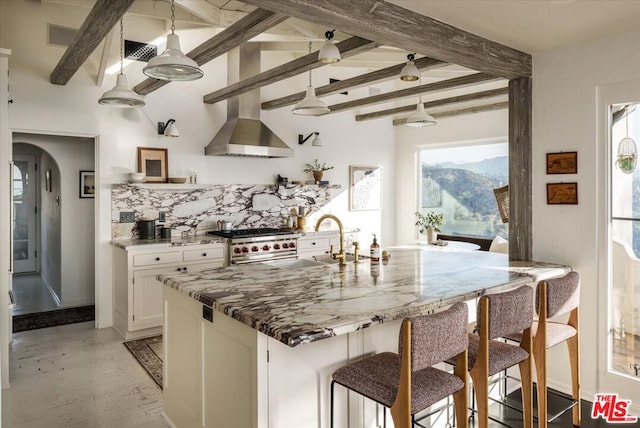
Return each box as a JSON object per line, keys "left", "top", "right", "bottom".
{"left": 2, "top": 321, "right": 170, "bottom": 428}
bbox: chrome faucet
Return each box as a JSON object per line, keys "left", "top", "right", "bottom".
{"left": 315, "top": 214, "right": 346, "bottom": 266}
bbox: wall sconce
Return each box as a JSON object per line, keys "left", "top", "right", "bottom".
{"left": 158, "top": 119, "right": 179, "bottom": 137}
{"left": 298, "top": 132, "right": 322, "bottom": 147}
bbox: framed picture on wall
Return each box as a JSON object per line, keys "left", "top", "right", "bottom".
{"left": 79, "top": 170, "right": 95, "bottom": 198}
{"left": 349, "top": 165, "right": 382, "bottom": 211}
{"left": 546, "top": 151, "right": 577, "bottom": 174}
{"left": 546, "top": 182, "right": 578, "bottom": 205}
{"left": 137, "top": 147, "right": 168, "bottom": 183}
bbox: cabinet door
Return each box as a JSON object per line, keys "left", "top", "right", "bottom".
{"left": 132, "top": 267, "right": 176, "bottom": 329}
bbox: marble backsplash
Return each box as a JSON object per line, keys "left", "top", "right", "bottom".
{"left": 111, "top": 183, "right": 339, "bottom": 239}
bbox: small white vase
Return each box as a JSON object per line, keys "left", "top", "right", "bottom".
{"left": 426, "top": 227, "right": 437, "bottom": 244}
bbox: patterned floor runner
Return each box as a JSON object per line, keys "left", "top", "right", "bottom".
{"left": 123, "top": 335, "right": 163, "bottom": 389}
{"left": 12, "top": 305, "right": 95, "bottom": 333}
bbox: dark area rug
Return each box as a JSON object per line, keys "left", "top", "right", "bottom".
{"left": 124, "top": 335, "right": 163, "bottom": 389}
{"left": 12, "top": 305, "right": 95, "bottom": 333}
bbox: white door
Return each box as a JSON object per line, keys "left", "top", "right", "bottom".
{"left": 597, "top": 80, "right": 640, "bottom": 415}
{"left": 12, "top": 154, "right": 37, "bottom": 273}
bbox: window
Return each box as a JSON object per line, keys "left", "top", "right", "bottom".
{"left": 418, "top": 142, "right": 508, "bottom": 238}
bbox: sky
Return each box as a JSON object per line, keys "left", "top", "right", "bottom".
{"left": 420, "top": 142, "right": 508, "bottom": 165}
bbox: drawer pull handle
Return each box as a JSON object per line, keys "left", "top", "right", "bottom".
{"left": 312, "top": 242, "right": 316, "bottom": 245}
{"left": 176, "top": 268, "right": 181, "bottom": 272}
{"left": 183, "top": 267, "right": 187, "bottom": 271}
{"left": 202, "top": 253, "right": 207, "bottom": 257}
{"left": 155, "top": 257, "right": 161, "bottom": 261}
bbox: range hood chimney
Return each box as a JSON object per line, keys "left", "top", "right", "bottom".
{"left": 205, "top": 44, "right": 293, "bottom": 158}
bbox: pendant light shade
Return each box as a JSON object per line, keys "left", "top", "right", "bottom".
{"left": 616, "top": 106, "right": 637, "bottom": 174}
{"left": 99, "top": 18, "right": 145, "bottom": 108}
{"left": 142, "top": 0, "right": 203, "bottom": 81}
{"left": 318, "top": 30, "right": 340, "bottom": 64}
{"left": 405, "top": 102, "right": 436, "bottom": 127}
{"left": 99, "top": 74, "right": 145, "bottom": 107}
{"left": 293, "top": 41, "right": 330, "bottom": 116}
{"left": 400, "top": 53, "right": 419, "bottom": 81}
{"left": 292, "top": 86, "right": 330, "bottom": 116}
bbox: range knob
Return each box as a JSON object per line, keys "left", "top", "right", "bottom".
{"left": 242, "top": 247, "right": 249, "bottom": 253}
{"left": 251, "top": 246, "right": 259, "bottom": 252}
{"left": 262, "top": 245, "right": 271, "bottom": 251}
{"left": 289, "top": 242, "right": 296, "bottom": 248}
{"left": 273, "top": 244, "right": 280, "bottom": 250}
{"left": 234, "top": 247, "right": 242, "bottom": 254}
{"left": 282, "top": 243, "right": 289, "bottom": 248}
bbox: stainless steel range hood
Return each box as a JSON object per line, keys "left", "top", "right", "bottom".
{"left": 205, "top": 44, "right": 293, "bottom": 158}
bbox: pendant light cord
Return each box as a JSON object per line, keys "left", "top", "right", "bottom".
{"left": 119, "top": 18, "right": 124, "bottom": 75}
{"left": 170, "top": 0, "right": 176, "bottom": 35}
{"left": 307, "top": 41, "right": 312, "bottom": 86}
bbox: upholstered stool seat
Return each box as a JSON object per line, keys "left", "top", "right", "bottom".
{"left": 333, "top": 353, "right": 465, "bottom": 413}
{"left": 330, "top": 302, "right": 470, "bottom": 428}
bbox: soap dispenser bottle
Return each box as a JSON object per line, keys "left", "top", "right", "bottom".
{"left": 370, "top": 234, "right": 380, "bottom": 263}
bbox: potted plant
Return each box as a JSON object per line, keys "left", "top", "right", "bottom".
{"left": 303, "top": 159, "right": 334, "bottom": 182}
{"left": 415, "top": 211, "right": 444, "bottom": 244}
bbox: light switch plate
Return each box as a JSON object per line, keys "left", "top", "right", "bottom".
{"left": 119, "top": 211, "right": 135, "bottom": 223}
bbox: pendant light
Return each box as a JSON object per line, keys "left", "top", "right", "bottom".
{"left": 292, "top": 42, "right": 330, "bottom": 116}
{"left": 400, "top": 53, "right": 419, "bottom": 81}
{"left": 143, "top": 0, "right": 203, "bottom": 81}
{"left": 99, "top": 18, "right": 145, "bottom": 108}
{"left": 318, "top": 30, "right": 340, "bottom": 64}
{"left": 405, "top": 74, "right": 435, "bottom": 127}
{"left": 616, "top": 106, "right": 637, "bottom": 174}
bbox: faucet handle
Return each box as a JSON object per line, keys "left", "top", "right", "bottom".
{"left": 330, "top": 244, "right": 335, "bottom": 258}
{"left": 353, "top": 242, "right": 360, "bottom": 264}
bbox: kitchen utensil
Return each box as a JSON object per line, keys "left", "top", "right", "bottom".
{"left": 290, "top": 208, "right": 298, "bottom": 216}
{"left": 217, "top": 220, "right": 233, "bottom": 231}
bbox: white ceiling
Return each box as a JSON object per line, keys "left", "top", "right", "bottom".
{"left": 389, "top": 0, "right": 640, "bottom": 54}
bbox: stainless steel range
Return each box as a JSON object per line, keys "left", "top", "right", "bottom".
{"left": 208, "top": 228, "right": 300, "bottom": 264}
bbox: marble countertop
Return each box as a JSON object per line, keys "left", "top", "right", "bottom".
{"left": 110, "top": 235, "right": 227, "bottom": 249}
{"left": 157, "top": 247, "right": 570, "bottom": 347}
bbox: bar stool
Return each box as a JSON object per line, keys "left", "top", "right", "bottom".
{"left": 330, "top": 302, "right": 469, "bottom": 428}
{"left": 508, "top": 271, "right": 581, "bottom": 427}
{"left": 450, "top": 285, "right": 534, "bottom": 428}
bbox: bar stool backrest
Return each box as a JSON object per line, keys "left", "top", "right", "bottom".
{"left": 537, "top": 271, "right": 580, "bottom": 318}
{"left": 399, "top": 302, "right": 468, "bottom": 371}
{"left": 478, "top": 285, "right": 533, "bottom": 340}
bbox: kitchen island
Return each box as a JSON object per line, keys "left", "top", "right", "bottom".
{"left": 158, "top": 247, "right": 570, "bottom": 428}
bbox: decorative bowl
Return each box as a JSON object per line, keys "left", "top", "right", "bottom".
{"left": 128, "top": 172, "right": 145, "bottom": 183}
{"left": 169, "top": 177, "right": 187, "bottom": 184}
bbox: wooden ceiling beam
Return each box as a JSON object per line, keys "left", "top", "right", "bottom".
{"left": 261, "top": 56, "right": 445, "bottom": 110}
{"left": 203, "top": 36, "right": 378, "bottom": 104}
{"left": 327, "top": 73, "right": 499, "bottom": 114}
{"left": 134, "top": 8, "right": 288, "bottom": 95}
{"left": 356, "top": 87, "right": 509, "bottom": 121}
{"left": 50, "top": 0, "right": 135, "bottom": 85}
{"left": 392, "top": 101, "right": 509, "bottom": 126}
{"left": 240, "top": 0, "right": 532, "bottom": 79}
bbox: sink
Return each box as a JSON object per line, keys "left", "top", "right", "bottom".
{"left": 312, "top": 254, "right": 366, "bottom": 264}
{"left": 260, "top": 258, "right": 327, "bottom": 269}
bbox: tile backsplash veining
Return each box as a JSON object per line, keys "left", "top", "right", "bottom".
{"left": 111, "top": 183, "right": 339, "bottom": 239}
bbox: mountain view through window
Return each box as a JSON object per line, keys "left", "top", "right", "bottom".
{"left": 419, "top": 143, "right": 508, "bottom": 239}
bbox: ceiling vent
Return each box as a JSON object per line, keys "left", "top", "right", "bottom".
{"left": 125, "top": 40, "right": 157, "bottom": 62}
{"left": 48, "top": 24, "right": 77, "bottom": 47}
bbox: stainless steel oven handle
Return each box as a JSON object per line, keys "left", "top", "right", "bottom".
{"left": 8, "top": 161, "right": 13, "bottom": 273}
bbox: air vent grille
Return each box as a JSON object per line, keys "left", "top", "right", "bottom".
{"left": 125, "top": 40, "right": 157, "bottom": 62}
{"left": 48, "top": 24, "right": 77, "bottom": 47}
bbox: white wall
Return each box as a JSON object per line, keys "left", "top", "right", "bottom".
{"left": 0, "top": 0, "right": 395, "bottom": 327}
{"left": 533, "top": 29, "right": 640, "bottom": 404}
{"left": 394, "top": 109, "right": 508, "bottom": 244}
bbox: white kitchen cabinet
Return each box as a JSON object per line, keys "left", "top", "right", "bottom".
{"left": 112, "top": 243, "right": 226, "bottom": 339}
{"left": 297, "top": 231, "right": 338, "bottom": 259}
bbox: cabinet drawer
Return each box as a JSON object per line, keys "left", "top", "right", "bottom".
{"left": 298, "top": 237, "right": 330, "bottom": 252}
{"left": 133, "top": 251, "right": 182, "bottom": 267}
{"left": 183, "top": 247, "right": 225, "bottom": 262}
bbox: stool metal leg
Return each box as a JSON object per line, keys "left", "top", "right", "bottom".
{"left": 330, "top": 380, "right": 335, "bottom": 428}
